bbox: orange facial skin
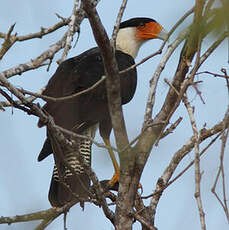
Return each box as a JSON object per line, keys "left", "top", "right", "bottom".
{"left": 136, "top": 21, "right": 163, "bottom": 40}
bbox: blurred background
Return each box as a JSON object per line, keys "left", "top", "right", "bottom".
{"left": 1, "top": 0, "right": 228, "bottom": 229}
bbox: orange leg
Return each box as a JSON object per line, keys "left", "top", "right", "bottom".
{"left": 103, "top": 138, "right": 120, "bottom": 186}
{"left": 102, "top": 138, "right": 142, "bottom": 193}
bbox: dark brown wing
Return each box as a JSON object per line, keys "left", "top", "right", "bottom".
{"left": 37, "top": 47, "right": 137, "bottom": 207}
{"left": 38, "top": 47, "right": 137, "bottom": 149}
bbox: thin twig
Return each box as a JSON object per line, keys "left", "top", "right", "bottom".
{"left": 0, "top": 204, "right": 73, "bottom": 225}
{"left": 0, "top": 65, "right": 114, "bottom": 225}
{"left": 154, "top": 31, "right": 228, "bottom": 145}
{"left": 182, "top": 14, "right": 207, "bottom": 227}
{"left": 196, "top": 70, "right": 229, "bottom": 79}
{"left": 142, "top": 132, "right": 221, "bottom": 200}
{"left": 0, "top": 23, "right": 17, "bottom": 60}
{"left": 211, "top": 101, "right": 229, "bottom": 223}
{"left": 17, "top": 76, "right": 106, "bottom": 103}
{"left": 0, "top": 1, "right": 95, "bottom": 80}
{"left": 149, "top": 113, "right": 228, "bottom": 218}
{"left": 211, "top": 129, "right": 229, "bottom": 223}
{"left": 220, "top": 127, "right": 229, "bottom": 222}
{"left": 0, "top": 87, "right": 45, "bottom": 107}
{"left": 54, "top": 124, "right": 118, "bottom": 152}
{"left": 160, "top": 117, "right": 183, "bottom": 139}
{"left": 143, "top": 27, "right": 189, "bottom": 124}
{"left": 0, "top": 32, "right": 68, "bottom": 79}
{"left": 120, "top": 121, "right": 166, "bottom": 153}
{"left": 111, "top": 0, "right": 128, "bottom": 49}
{"left": 46, "top": 120, "right": 115, "bottom": 224}
{"left": 192, "top": 82, "right": 206, "bottom": 104}
{"left": 58, "top": 0, "right": 81, "bottom": 63}
{"left": 183, "top": 92, "right": 206, "bottom": 230}
{"left": 0, "top": 18, "right": 70, "bottom": 42}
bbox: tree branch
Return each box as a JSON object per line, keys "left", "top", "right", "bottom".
{"left": 0, "top": 1, "right": 91, "bottom": 79}
{"left": 111, "top": 0, "right": 128, "bottom": 48}
{"left": 0, "top": 23, "right": 17, "bottom": 60}
{"left": 0, "top": 201, "right": 78, "bottom": 230}
{"left": 0, "top": 16, "right": 70, "bottom": 42}
{"left": 0, "top": 69, "right": 115, "bottom": 226}
{"left": 58, "top": 0, "right": 81, "bottom": 63}
{"left": 149, "top": 117, "right": 228, "bottom": 220}
{"left": 82, "top": 0, "right": 129, "bottom": 151}
{"left": 17, "top": 76, "right": 106, "bottom": 102}
{"left": 183, "top": 93, "right": 206, "bottom": 230}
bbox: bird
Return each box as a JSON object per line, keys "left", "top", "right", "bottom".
{"left": 37, "top": 17, "right": 168, "bottom": 207}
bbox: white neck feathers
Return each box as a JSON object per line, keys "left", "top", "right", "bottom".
{"left": 116, "top": 27, "right": 144, "bottom": 59}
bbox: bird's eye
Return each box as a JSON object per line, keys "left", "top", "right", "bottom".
{"left": 139, "top": 23, "right": 145, "bottom": 28}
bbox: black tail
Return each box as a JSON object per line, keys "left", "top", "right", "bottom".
{"left": 49, "top": 169, "right": 90, "bottom": 207}
{"left": 38, "top": 126, "right": 97, "bottom": 207}
{"left": 48, "top": 137, "right": 93, "bottom": 207}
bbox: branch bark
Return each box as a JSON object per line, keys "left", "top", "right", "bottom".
{"left": 82, "top": 1, "right": 139, "bottom": 230}
{"left": 82, "top": 0, "right": 129, "bottom": 151}
{"left": 183, "top": 93, "right": 206, "bottom": 230}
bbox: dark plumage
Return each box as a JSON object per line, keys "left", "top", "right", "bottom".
{"left": 38, "top": 48, "right": 136, "bottom": 206}
{"left": 38, "top": 17, "right": 167, "bottom": 207}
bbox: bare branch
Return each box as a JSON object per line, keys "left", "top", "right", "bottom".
{"left": 58, "top": 0, "right": 81, "bottom": 63}
{"left": 17, "top": 76, "right": 106, "bottom": 103}
{"left": 0, "top": 70, "right": 115, "bottom": 225}
{"left": 149, "top": 116, "right": 228, "bottom": 218}
{"left": 0, "top": 204, "right": 73, "bottom": 226}
{"left": 0, "top": 23, "right": 17, "bottom": 60}
{"left": 0, "top": 86, "right": 118, "bottom": 153}
{"left": 141, "top": 132, "right": 220, "bottom": 200}
{"left": 54, "top": 124, "right": 118, "bottom": 153}
{"left": 82, "top": 0, "right": 129, "bottom": 151}
{"left": 0, "top": 18, "right": 70, "bottom": 42}
{"left": 211, "top": 107, "right": 229, "bottom": 223}
{"left": 0, "top": 87, "right": 45, "bottom": 108}
{"left": 182, "top": 21, "right": 206, "bottom": 228}
{"left": 183, "top": 93, "right": 206, "bottom": 230}
{"left": 111, "top": 0, "right": 128, "bottom": 48}
{"left": 143, "top": 27, "right": 189, "bottom": 124}
{"left": 0, "top": 2, "right": 91, "bottom": 79}
{"left": 196, "top": 70, "right": 229, "bottom": 79}
{"left": 192, "top": 82, "right": 206, "bottom": 104}
{"left": 0, "top": 32, "right": 67, "bottom": 79}
{"left": 160, "top": 117, "right": 183, "bottom": 139}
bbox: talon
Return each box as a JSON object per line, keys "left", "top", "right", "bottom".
{"left": 109, "top": 171, "right": 120, "bottom": 186}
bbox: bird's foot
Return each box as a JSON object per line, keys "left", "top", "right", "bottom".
{"left": 108, "top": 172, "right": 143, "bottom": 194}
{"left": 108, "top": 171, "right": 120, "bottom": 187}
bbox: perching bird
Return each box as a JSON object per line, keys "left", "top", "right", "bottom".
{"left": 38, "top": 17, "right": 167, "bottom": 207}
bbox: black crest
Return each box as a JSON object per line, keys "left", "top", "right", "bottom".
{"left": 119, "top": 17, "right": 156, "bottom": 29}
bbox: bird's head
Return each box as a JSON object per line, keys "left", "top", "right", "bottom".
{"left": 116, "top": 17, "right": 168, "bottom": 58}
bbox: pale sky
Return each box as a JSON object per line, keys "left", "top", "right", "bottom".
{"left": 1, "top": 1, "right": 228, "bottom": 230}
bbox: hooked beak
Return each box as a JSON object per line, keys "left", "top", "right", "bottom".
{"left": 158, "top": 28, "right": 169, "bottom": 41}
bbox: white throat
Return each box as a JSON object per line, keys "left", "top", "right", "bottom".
{"left": 116, "top": 27, "right": 145, "bottom": 59}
